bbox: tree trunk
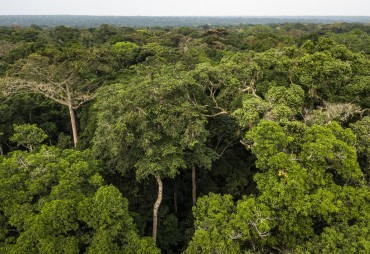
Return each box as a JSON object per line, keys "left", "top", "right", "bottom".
{"left": 66, "top": 85, "right": 78, "bottom": 147}
{"left": 192, "top": 164, "right": 197, "bottom": 205}
{"left": 153, "top": 175, "right": 163, "bottom": 244}
{"left": 0, "top": 144, "right": 3, "bottom": 156}
{"left": 68, "top": 102, "right": 78, "bottom": 147}
{"left": 173, "top": 181, "right": 178, "bottom": 214}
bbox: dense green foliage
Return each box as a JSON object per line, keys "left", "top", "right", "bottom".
{"left": 0, "top": 22, "right": 369, "bottom": 253}
{"left": 0, "top": 146, "right": 159, "bottom": 253}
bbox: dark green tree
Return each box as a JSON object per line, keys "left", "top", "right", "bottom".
{"left": 0, "top": 146, "right": 159, "bottom": 253}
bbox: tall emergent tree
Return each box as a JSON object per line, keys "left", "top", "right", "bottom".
{"left": 93, "top": 64, "right": 209, "bottom": 243}
{"left": 0, "top": 45, "right": 113, "bottom": 146}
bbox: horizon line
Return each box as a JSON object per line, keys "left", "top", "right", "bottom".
{"left": 1, "top": 14, "right": 370, "bottom": 17}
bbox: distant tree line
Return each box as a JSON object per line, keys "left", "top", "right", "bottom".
{"left": 1, "top": 15, "right": 370, "bottom": 28}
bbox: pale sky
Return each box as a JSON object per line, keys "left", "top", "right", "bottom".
{"left": 0, "top": 0, "right": 369, "bottom": 16}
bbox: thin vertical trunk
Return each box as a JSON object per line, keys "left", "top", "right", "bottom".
{"left": 153, "top": 175, "right": 163, "bottom": 244}
{"left": 0, "top": 144, "right": 3, "bottom": 156}
{"left": 173, "top": 181, "right": 178, "bottom": 214}
{"left": 66, "top": 85, "right": 78, "bottom": 147}
{"left": 68, "top": 102, "right": 78, "bottom": 147}
{"left": 192, "top": 164, "right": 197, "bottom": 205}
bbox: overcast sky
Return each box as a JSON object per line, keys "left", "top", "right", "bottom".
{"left": 0, "top": 0, "right": 369, "bottom": 16}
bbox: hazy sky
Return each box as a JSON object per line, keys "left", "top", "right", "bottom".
{"left": 0, "top": 0, "right": 369, "bottom": 16}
